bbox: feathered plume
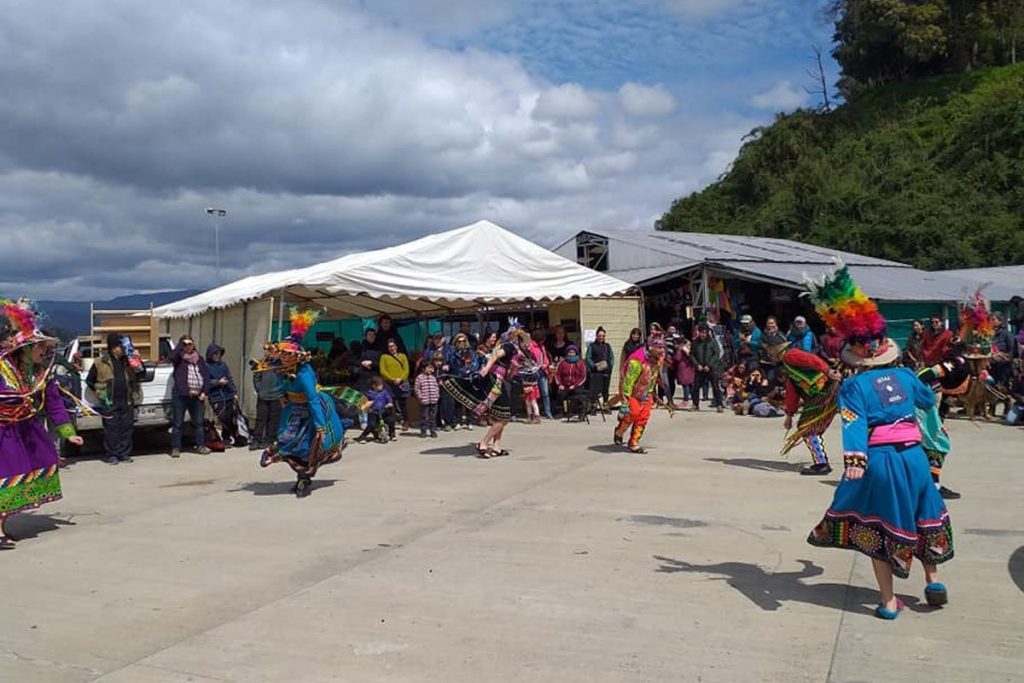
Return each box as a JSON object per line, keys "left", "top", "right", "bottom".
{"left": 958, "top": 287, "right": 994, "bottom": 349}
{"left": 287, "top": 307, "right": 320, "bottom": 344}
{"left": 2, "top": 299, "right": 38, "bottom": 338}
{"left": 803, "top": 260, "right": 886, "bottom": 347}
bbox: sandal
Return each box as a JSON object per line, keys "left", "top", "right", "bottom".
{"left": 476, "top": 450, "right": 493, "bottom": 459}
{"left": 613, "top": 433, "right": 623, "bottom": 446}
{"left": 627, "top": 446, "right": 647, "bottom": 454}
{"left": 874, "top": 599, "right": 905, "bottom": 620}
{"left": 475, "top": 443, "right": 490, "bottom": 456}
{"left": 924, "top": 582, "right": 948, "bottom": 607}
{"left": 0, "top": 536, "right": 16, "bottom": 550}
{"left": 493, "top": 449, "right": 510, "bottom": 457}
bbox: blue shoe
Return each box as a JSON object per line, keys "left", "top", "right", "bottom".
{"left": 925, "top": 582, "right": 948, "bottom": 607}
{"left": 875, "top": 599, "right": 904, "bottom": 620}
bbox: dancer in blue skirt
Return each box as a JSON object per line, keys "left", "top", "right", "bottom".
{"left": 804, "top": 264, "right": 954, "bottom": 620}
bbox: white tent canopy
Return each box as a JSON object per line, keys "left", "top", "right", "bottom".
{"left": 153, "top": 220, "right": 638, "bottom": 319}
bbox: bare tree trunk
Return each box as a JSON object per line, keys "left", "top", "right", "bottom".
{"left": 804, "top": 45, "right": 832, "bottom": 113}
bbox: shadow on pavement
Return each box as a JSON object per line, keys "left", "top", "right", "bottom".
{"left": 820, "top": 480, "right": 840, "bottom": 488}
{"left": 653, "top": 555, "right": 924, "bottom": 614}
{"left": 419, "top": 443, "right": 486, "bottom": 458}
{"left": 704, "top": 457, "right": 799, "bottom": 472}
{"left": 6, "top": 514, "right": 77, "bottom": 541}
{"left": 229, "top": 480, "right": 338, "bottom": 496}
{"left": 1010, "top": 546, "right": 1024, "bottom": 594}
{"left": 588, "top": 444, "right": 626, "bottom": 454}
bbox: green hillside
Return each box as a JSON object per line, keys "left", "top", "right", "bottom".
{"left": 657, "top": 64, "right": 1024, "bottom": 270}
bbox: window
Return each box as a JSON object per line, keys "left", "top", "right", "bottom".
{"left": 576, "top": 233, "right": 609, "bottom": 271}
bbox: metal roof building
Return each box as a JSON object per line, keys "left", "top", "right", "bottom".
{"left": 552, "top": 230, "right": 1018, "bottom": 341}
{"left": 553, "top": 230, "right": 1016, "bottom": 304}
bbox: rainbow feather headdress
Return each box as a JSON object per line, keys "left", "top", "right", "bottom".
{"left": 958, "top": 287, "right": 994, "bottom": 358}
{"left": 0, "top": 298, "right": 56, "bottom": 358}
{"left": 279, "top": 307, "right": 319, "bottom": 352}
{"left": 803, "top": 260, "right": 899, "bottom": 366}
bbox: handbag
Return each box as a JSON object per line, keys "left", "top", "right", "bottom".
{"left": 595, "top": 360, "right": 609, "bottom": 373}
{"left": 398, "top": 379, "right": 412, "bottom": 396}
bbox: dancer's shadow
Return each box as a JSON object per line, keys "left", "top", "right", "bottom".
{"left": 588, "top": 444, "right": 625, "bottom": 454}
{"left": 1010, "top": 546, "right": 1024, "bottom": 594}
{"left": 420, "top": 443, "right": 485, "bottom": 458}
{"left": 704, "top": 458, "right": 798, "bottom": 473}
{"left": 228, "top": 480, "right": 337, "bottom": 496}
{"left": 653, "top": 556, "right": 922, "bottom": 614}
{"left": 5, "top": 514, "right": 77, "bottom": 540}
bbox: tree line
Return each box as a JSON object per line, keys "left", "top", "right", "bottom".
{"left": 833, "top": 0, "right": 1024, "bottom": 98}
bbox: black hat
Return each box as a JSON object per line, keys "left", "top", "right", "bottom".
{"left": 106, "top": 332, "right": 123, "bottom": 350}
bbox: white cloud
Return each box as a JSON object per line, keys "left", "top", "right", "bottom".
{"left": 0, "top": 0, "right": 763, "bottom": 300}
{"left": 532, "top": 83, "right": 601, "bottom": 121}
{"left": 750, "top": 80, "right": 809, "bottom": 111}
{"left": 618, "top": 83, "right": 677, "bottom": 118}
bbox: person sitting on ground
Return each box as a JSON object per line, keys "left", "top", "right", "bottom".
{"left": 357, "top": 377, "right": 396, "bottom": 443}
{"left": 554, "top": 344, "right": 588, "bottom": 410}
{"left": 205, "top": 343, "right": 242, "bottom": 447}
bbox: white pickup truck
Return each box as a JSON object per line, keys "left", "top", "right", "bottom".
{"left": 62, "top": 335, "right": 176, "bottom": 433}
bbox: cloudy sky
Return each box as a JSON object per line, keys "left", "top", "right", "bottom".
{"left": 1, "top": 0, "right": 835, "bottom": 300}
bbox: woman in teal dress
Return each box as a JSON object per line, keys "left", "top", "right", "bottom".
{"left": 255, "top": 308, "right": 344, "bottom": 498}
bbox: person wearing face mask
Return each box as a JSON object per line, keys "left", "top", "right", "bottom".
{"left": 554, "top": 344, "right": 588, "bottom": 410}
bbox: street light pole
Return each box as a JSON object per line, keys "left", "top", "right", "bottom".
{"left": 205, "top": 207, "right": 227, "bottom": 284}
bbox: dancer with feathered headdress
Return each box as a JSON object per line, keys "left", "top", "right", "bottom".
{"left": 0, "top": 299, "right": 84, "bottom": 549}
{"left": 252, "top": 307, "right": 344, "bottom": 497}
{"left": 762, "top": 266, "right": 853, "bottom": 475}
{"left": 440, "top": 317, "right": 530, "bottom": 458}
{"left": 805, "top": 264, "right": 954, "bottom": 620}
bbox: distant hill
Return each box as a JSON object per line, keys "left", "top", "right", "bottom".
{"left": 657, "top": 64, "right": 1024, "bottom": 270}
{"left": 34, "top": 291, "right": 201, "bottom": 339}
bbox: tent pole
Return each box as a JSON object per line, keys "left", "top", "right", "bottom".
{"left": 267, "top": 297, "right": 275, "bottom": 341}
{"left": 278, "top": 288, "right": 286, "bottom": 340}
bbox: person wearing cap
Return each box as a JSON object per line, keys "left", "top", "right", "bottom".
{"left": 733, "top": 314, "right": 762, "bottom": 370}
{"left": 613, "top": 335, "right": 666, "bottom": 454}
{"left": 806, "top": 265, "right": 953, "bottom": 621}
{"left": 765, "top": 339, "right": 841, "bottom": 476}
{"left": 86, "top": 332, "right": 142, "bottom": 464}
{"left": 786, "top": 316, "right": 817, "bottom": 353}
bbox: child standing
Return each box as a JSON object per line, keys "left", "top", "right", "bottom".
{"left": 415, "top": 362, "right": 440, "bottom": 438}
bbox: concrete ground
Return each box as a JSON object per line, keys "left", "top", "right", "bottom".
{"left": 1, "top": 409, "right": 1022, "bottom": 683}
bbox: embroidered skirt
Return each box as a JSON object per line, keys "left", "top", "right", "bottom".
{"left": 0, "top": 419, "right": 63, "bottom": 519}
{"left": 268, "top": 393, "right": 344, "bottom": 476}
{"left": 441, "top": 374, "right": 511, "bottom": 422}
{"left": 808, "top": 443, "right": 953, "bottom": 578}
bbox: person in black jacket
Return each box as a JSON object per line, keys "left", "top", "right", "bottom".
{"left": 86, "top": 333, "right": 142, "bottom": 464}
{"left": 168, "top": 335, "right": 211, "bottom": 457}
{"left": 690, "top": 324, "right": 723, "bottom": 412}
